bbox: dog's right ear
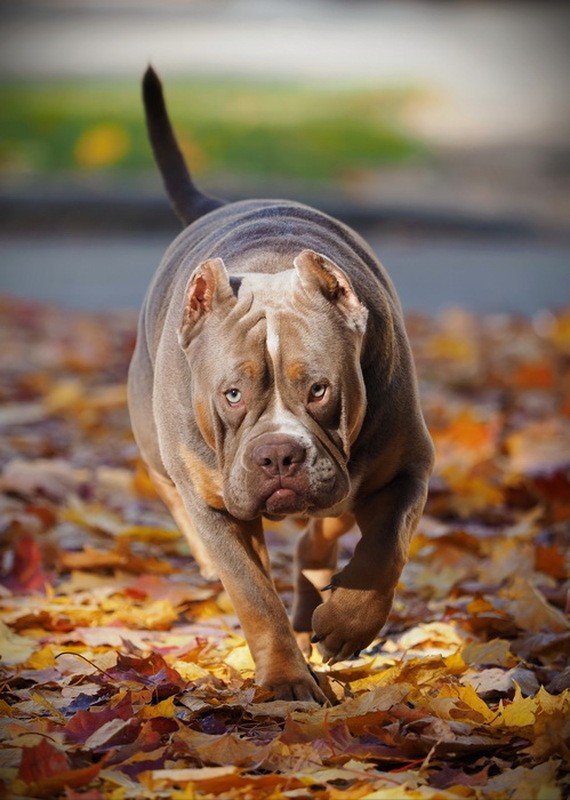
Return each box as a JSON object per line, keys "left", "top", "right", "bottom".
{"left": 178, "top": 258, "right": 235, "bottom": 347}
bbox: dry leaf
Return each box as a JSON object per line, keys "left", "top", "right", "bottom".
{"left": 2, "top": 297, "right": 569, "bottom": 799}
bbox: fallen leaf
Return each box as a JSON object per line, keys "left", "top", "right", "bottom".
{"left": 0, "top": 458, "right": 89, "bottom": 501}
{"left": 2, "top": 297, "right": 570, "bottom": 800}
{"left": 1, "top": 533, "right": 51, "bottom": 592}
{"left": 460, "top": 666, "right": 539, "bottom": 698}
{"left": 501, "top": 577, "right": 570, "bottom": 633}
{"left": 481, "top": 758, "right": 561, "bottom": 800}
{"left": 0, "top": 620, "right": 37, "bottom": 664}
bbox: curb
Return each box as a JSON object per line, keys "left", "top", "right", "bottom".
{"left": 0, "top": 185, "right": 565, "bottom": 240}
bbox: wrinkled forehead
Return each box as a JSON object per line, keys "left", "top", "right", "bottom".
{"left": 214, "top": 270, "right": 340, "bottom": 375}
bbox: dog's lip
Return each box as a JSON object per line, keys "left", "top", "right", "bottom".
{"left": 264, "top": 488, "right": 307, "bottom": 515}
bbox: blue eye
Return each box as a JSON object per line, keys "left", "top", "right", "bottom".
{"left": 224, "top": 388, "right": 242, "bottom": 405}
{"left": 310, "top": 383, "right": 327, "bottom": 400}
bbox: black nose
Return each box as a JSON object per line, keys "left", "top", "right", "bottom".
{"left": 252, "top": 436, "right": 306, "bottom": 477}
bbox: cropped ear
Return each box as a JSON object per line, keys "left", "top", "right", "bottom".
{"left": 293, "top": 249, "right": 368, "bottom": 334}
{"left": 178, "top": 258, "right": 235, "bottom": 348}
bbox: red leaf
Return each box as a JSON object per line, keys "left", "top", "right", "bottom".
{"left": 66, "top": 697, "right": 134, "bottom": 743}
{"left": 65, "top": 790, "right": 104, "bottom": 800}
{"left": 535, "top": 542, "right": 567, "bottom": 580}
{"left": 19, "top": 739, "right": 69, "bottom": 782}
{"left": 109, "top": 652, "right": 186, "bottom": 689}
{"left": 142, "top": 717, "right": 179, "bottom": 748}
{"left": 21, "top": 761, "right": 105, "bottom": 799}
{"left": 2, "top": 534, "right": 51, "bottom": 593}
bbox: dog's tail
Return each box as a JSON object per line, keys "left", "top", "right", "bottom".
{"left": 143, "top": 66, "right": 224, "bottom": 226}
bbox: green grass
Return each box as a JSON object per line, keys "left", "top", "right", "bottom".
{"left": 0, "top": 78, "right": 428, "bottom": 181}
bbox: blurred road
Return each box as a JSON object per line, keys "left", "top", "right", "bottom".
{"left": 1, "top": 230, "right": 568, "bottom": 315}
{"left": 1, "top": 1, "right": 568, "bottom": 315}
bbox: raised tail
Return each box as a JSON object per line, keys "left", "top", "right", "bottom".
{"left": 142, "top": 66, "right": 224, "bottom": 226}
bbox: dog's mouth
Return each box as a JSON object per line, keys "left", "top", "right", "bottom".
{"left": 263, "top": 487, "right": 308, "bottom": 516}
{"left": 259, "top": 470, "right": 339, "bottom": 516}
{"left": 225, "top": 446, "right": 349, "bottom": 520}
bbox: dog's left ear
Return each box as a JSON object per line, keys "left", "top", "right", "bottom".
{"left": 293, "top": 250, "right": 368, "bottom": 334}
{"left": 178, "top": 258, "right": 235, "bottom": 347}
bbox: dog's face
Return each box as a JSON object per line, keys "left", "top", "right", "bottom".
{"left": 179, "top": 250, "right": 368, "bottom": 520}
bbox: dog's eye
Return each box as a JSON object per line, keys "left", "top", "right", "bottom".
{"left": 224, "top": 388, "right": 242, "bottom": 406}
{"left": 309, "top": 383, "right": 327, "bottom": 401}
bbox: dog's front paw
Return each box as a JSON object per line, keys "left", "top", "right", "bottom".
{"left": 311, "top": 586, "right": 393, "bottom": 664}
{"left": 262, "top": 670, "right": 329, "bottom": 704}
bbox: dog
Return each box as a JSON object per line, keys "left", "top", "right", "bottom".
{"left": 128, "top": 67, "right": 434, "bottom": 703}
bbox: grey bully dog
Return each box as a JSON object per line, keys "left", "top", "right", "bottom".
{"left": 128, "top": 67, "right": 434, "bottom": 703}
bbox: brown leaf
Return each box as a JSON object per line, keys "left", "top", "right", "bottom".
{"left": 4, "top": 297, "right": 570, "bottom": 799}
{"left": 58, "top": 543, "right": 176, "bottom": 575}
{"left": 501, "top": 577, "right": 570, "bottom": 633}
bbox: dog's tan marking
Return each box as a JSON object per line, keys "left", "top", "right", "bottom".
{"left": 287, "top": 361, "right": 305, "bottom": 383}
{"left": 241, "top": 360, "right": 260, "bottom": 379}
{"left": 195, "top": 399, "right": 216, "bottom": 451}
{"left": 180, "top": 445, "right": 225, "bottom": 510}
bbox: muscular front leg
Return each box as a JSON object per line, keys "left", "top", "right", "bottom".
{"left": 173, "top": 484, "right": 327, "bottom": 703}
{"left": 311, "top": 472, "right": 429, "bottom": 663}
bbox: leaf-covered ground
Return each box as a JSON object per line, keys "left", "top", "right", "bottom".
{"left": 0, "top": 295, "right": 568, "bottom": 799}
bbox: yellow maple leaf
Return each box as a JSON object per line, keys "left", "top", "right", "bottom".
{"left": 30, "top": 690, "right": 66, "bottom": 722}
{"left": 170, "top": 661, "right": 211, "bottom": 682}
{"left": 141, "top": 765, "right": 238, "bottom": 792}
{"left": 492, "top": 684, "right": 537, "bottom": 728}
{"left": 535, "top": 685, "right": 570, "bottom": 715}
{"left": 25, "top": 645, "right": 57, "bottom": 670}
{"left": 115, "top": 598, "right": 178, "bottom": 630}
{"left": 328, "top": 682, "right": 412, "bottom": 722}
{"left": 138, "top": 696, "right": 176, "bottom": 719}
{"left": 550, "top": 311, "right": 570, "bottom": 353}
{"left": 223, "top": 642, "right": 255, "bottom": 675}
{"left": 423, "top": 682, "right": 495, "bottom": 724}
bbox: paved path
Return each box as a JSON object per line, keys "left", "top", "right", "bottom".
{"left": 1, "top": 231, "right": 568, "bottom": 316}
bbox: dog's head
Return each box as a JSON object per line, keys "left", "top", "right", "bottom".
{"left": 178, "top": 249, "right": 368, "bottom": 520}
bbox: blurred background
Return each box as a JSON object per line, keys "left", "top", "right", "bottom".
{"left": 0, "top": 0, "right": 569, "bottom": 314}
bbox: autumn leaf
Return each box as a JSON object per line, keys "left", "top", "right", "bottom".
{"left": 1, "top": 297, "right": 569, "bottom": 799}
{"left": 0, "top": 533, "right": 51, "bottom": 593}
{"left": 0, "top": 620, "right": 37, "bottom": 664}
{"left": 15, "top": 739, "right": 106, "bottom": 798}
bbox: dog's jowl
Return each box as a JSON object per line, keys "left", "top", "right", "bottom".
{"left": 128, "top": 67, "right": 434, "bottom": 703}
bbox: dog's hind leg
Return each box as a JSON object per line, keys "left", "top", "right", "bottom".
{"left": 148, "top": 468, "right": 218, "bottom": 580}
